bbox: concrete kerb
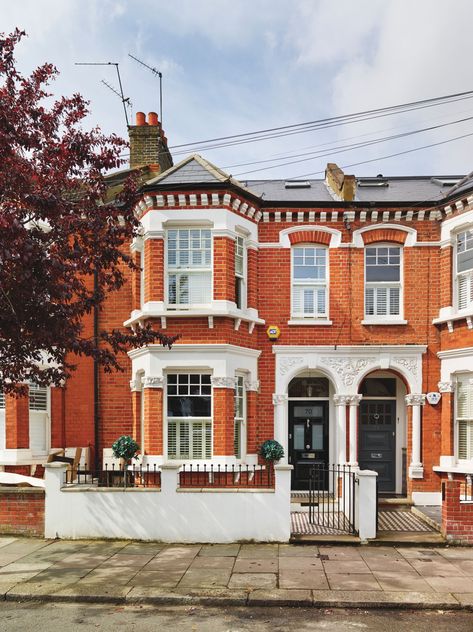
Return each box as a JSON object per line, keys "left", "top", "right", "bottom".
{"left": 1, "top": 586, "right": 471, "bottom": 610}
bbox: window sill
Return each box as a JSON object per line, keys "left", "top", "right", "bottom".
{"left": 288, "top": 319, "right": 333, "bottom": 326}
{"left": 433, "top": 464, "right": 473, "bottom": 475}
{"left": 433, "top": 305, "right": 473, "bottom": 330}
{"left": 361, "top": 319, "right": 407, "bottom": 326}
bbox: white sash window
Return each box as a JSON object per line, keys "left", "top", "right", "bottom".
{"left": 457, "top": 375, "right": 473, "bottom": 461}
{"left": 291, "top": 246, "right": 328, "bottom": 319}
{"left": 167, "top": 229, "right": 212, "bottom": 307}
{"left": 365, "top": 246, "right": 402, "bottom": 318}
{"left": 235, "top": 235, "right": 246, "bottom": 310}
{"left": 167, "top": 374, "right": 212, "bottom": 459}
{"left": 457, "top": 230, "right": 473, "bottom": 310}
{"left": 234, "top": 375, "right": 245, "bottom": 459}
{"left": 29, "top": 383, "right": 49, "bottom": 456}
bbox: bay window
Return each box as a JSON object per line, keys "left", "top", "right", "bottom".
{"left": 291, "top": 246, "right": 328, "bottom": 319}
{"left": 167, "top": 373, "right": 212, "bottom": 459}
{"left": 457, "top": 229, "right": 473, "bottom": 310}
{"left": 457, "top": 374, "right": 473, "bottom": 461}
{"left": 365, "top": 245, "right": 402, "bottom": 318}
{"left": 167, "top": 228, "right": 212, "bottom": 307}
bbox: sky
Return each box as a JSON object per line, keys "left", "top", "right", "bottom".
{"left": 3, "top": 0, "right": 473, "bottom": 181}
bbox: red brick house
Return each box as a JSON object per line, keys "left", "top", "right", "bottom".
{"left": 1, "top": 112, "right": 473, "bottom": 511}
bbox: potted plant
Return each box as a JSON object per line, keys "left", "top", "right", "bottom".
{"left": 111, "top": 435, "right": 140, "bottom": 486}
{"left": 259, "top": 439, "right": 285, "bottom": 463}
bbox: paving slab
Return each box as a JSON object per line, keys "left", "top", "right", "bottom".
{"left": 198, "top": 544, "right": 240, "bottom": 557}
{"left": 395, "top": 547, "right": 443, "bottom": 559}
{"left": 0, "top": 569, "right": 43, "bottom": 583}
{"left": 0, "top": 559, "right": 52, "bottom": 573}
{"left": 248, "top": 588, "right": 312, "bottom": 606}
{"left": 157, "top": 545, "right": 201, "bottom": 559}
{"left": 452, "top": 592, "right": 473, "bottom": 607}
{"left": 0, "top": 538, "right": 18, "bottom": 549}
{"left": 99, "top": 553, "right": 155, "bottom": 568}
{"left": 126, "top": 586, "right": 248, "bottom": 606}
{"left": 52, "top": 583, "right": 133, "bottom": 603}
{"left": 0, "top": 580, "right": 24, "bottom": 595}
{"left": 233, "top": 558, "right": 278, "bottom": 573}
{"left": 31, "top": 566, "right": 93, "bottom": 583}
{"left": 128, "top": 569, "right": 184, "bottom": 588}
{"left": 238, "top": 544, "right": 279, "bottom": 559}
{"left": 178, "top": 567, "right": 232, "bottom": 589}
{"left": 278, "top": 544, "right": 319, "bottom": 557}
{"left": 322, "top": 559, "right": 371, "bottom": 574}
{"left": 361, "top": 546, "right": 407, "bottom": 558}
{"left": 409, "top": 558, "right": 467, "bottom": 577}
{"left": 363, "top": 557, "right": 414, "bottom": 573}
{"left": 439, "top": 548, "right": 473, "bottom": 560}
{"left": 326, "top": 573, "right": 381, "bottom": 591}
{"left": 229, "top": 572, "right": 277, "bottom": 590}
{"left": 424, "top": 575, "right": 473, "bottom": 593}
{"left": 318, "top": 546, "right": 363, "bottom": 560}
{"left": 280, "top": 569, "right": 329, "bottom": 590}
{"left": 450, "top": 560, "right": 473, "bottom": 576}
{"left": 144, "top": 556, "right": 193, "bottom": 572}
{"left": 279, "top": 556, "right": 323, "bottom": 571}
{"left": 80, "top": 567, "right": 139, "bottom": 585}
{"left": 374, "top": 572, "right": 434, "bottom": 592}
{"left": 120, "top": 542, "right": 165, "bottom": 555}
{"left": 6, "top": 582, "right": 66, "bottom": 599}
{"left": 188, "top": 556, "right": 235, "bottom": 570}
{"left": 55, "top": 553, "right": 111, "bottom": 568}
{"left": 311, "top": 589, "right": 460, "bottom": 608}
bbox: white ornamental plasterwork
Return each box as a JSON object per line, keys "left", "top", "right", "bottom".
{"left": 210, "top": 377, "right": 237, "bottom": 389}
{"left": 272, "top": 393, "right": 288, "bottom": 405}
{"left": 392, "top": 357, "right": 418, "bottom": 377}
{"left": 320, "top": 357, "right": 375, "bottom": 387}
{"left": 129, "top": 378, "right": 142, "bottom": 392}
{"left": 279, "top": 356, "right": 304, "bottom": 376}
{"left": 142, "top": 376, "right": 164, "bottom": 389}
{"left": 244, "top": 379, "right": 260, "bottom": 392}
{"left": 347, "top": 394, "right": 363, "bottom": 406}
{"left": 333, "top": 394, "right": 352, "bottom": 406}
{"left": 405, "top": 394, "right": 426, "bottom": 406}
{"left": 438, "top": 381, "right": 455, "bottom": 393}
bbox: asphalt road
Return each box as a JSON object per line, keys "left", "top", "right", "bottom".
{"left": 1, "top": 602, "right": 473, "bottom": 631}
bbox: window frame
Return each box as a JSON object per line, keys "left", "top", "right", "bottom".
{"left": 165, "top": 371, "right": 213, "bottom": 460}
{"left": 364, "top": 243, "right": 404, "bottom": 321}
{"left": 455, "top": 373, "right": 473, "bottom": 462}
{"left": 165, "top": 227, "right": 213, "bottom": 309}
{"left": 235, "top": 234, "right": 247, "bottom": 311}
{"left": 234, "top": 374, "right": 246, "bottom": 460}
{"left": 290, "top": 244, "right": 329, "bottom": 320}
{"left": 455, "top": 228, "right": 473, "bottom": 312}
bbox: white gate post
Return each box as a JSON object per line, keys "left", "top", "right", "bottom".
{"left": 44, "top": 462, "right": 68, "bottom": 539}
{"left": 356, "top": 469, "right": 378, "bottom": 541}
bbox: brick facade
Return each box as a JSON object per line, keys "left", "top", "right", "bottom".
{"left": 0, "top": 488, "right": 44, "bottom": 537}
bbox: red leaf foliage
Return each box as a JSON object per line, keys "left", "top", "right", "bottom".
{"left": 0, "top": 30, "right": 178, "bottom": 393}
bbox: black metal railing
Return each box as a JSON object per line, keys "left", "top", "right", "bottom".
{"left": 308, "top": 463, "right": 357, "bottom": 535}
{"left": 65, "top": 463, "right": 161, "bottom": 488}
{"left": 179, "top": 463, "right": 274, "bottom": 488}
{"left": 460, "top": 474, "right": 473, "bottom": 502}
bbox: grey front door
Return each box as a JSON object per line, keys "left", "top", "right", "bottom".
{"left": 358, "top": 400, "right": 396, "bottom": 492}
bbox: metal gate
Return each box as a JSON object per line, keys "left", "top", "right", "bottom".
{"left": 308, "top": 464, "right": 357, "bottom": 535}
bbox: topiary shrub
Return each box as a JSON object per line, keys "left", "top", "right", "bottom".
{"left": 111, "top": 435, "right": 140, "bottom": 464}
{"left": 259, "top": 439, "right": 284, "bottom": 462}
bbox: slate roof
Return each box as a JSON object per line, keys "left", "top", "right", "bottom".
{"left": 143, "top": 153, "right": 473, "bottom": 205}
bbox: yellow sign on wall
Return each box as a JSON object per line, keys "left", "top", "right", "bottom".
{"left": 266, "top": 325, "right": 281, "bottom": 340}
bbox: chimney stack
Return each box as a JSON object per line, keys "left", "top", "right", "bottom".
{"left": 128, "top": 111, "right": 173, "bottom": 172}
{"left": 325, "top": 163, "right": 356, "bottom": 202}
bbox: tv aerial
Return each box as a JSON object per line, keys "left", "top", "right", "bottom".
{"left": 75, "top": 62, "right": 130, "bottom": 126}
{"left": 128, "top": 54, "right": 163, "bottom": 124}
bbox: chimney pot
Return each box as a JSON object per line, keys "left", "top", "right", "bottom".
{"left": 148, "top": 112, "right": 159, "bottom": 126}
{"left": 136, "top": 112, "right": 146, "bottom": 126}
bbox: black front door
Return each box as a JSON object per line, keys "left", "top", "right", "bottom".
{"left": 289, "top": 401, "right": 329, "bottom": 490}
{"left": 359, "top": 400, "right": 396, "bottom": 492}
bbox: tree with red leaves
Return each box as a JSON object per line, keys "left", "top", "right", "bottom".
{"left": 0, "top": 30, "right": 176, "bottom": 393}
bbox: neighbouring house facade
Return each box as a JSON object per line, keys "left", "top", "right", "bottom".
{"left": 1, "top": 111, "right": 473, "bottom": 510}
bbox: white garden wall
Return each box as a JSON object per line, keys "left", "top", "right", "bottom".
{"left": 44, "top": 463, "right": 292, "bottom": 543}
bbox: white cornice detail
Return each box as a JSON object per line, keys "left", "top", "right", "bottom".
{"left": 405, "top": 394, "right": 426, "bottom": 406}
{"left": 211, "top": 377, "right": 237, "bottom": 388}
{"left": 438, "top": 346, "right": 473, "bottom": 360}
{"left": 142, "top": 376, "right": 164, "bottom": 389}
{"left": 128, "top": 343, "right": 262, "bottom": 360}
{"left": 273, "top": 345, "right": 427, "bottom": 354}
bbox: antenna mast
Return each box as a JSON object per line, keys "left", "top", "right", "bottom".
{"left": 128, "top": 53, "right": 163, "bottom": 124}
{"left": 75, "top": 62, "right": 130, "bottom": 126}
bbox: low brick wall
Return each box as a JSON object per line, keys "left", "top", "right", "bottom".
{"left": 0, "top": 487, "right": 45, "bottom": 537}
{"left": 442, "top": 479, "right": 473, "bottom": 544}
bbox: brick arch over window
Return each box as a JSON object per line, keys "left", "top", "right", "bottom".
{"left": 362, "top": 229, "right": 407, "bottom": 245}
{"left": 288, "top": 230, "right": 332, "bottom": 246}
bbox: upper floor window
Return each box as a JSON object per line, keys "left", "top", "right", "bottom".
{"left": 235, "top": 235, "right": 246, "bottom": 310}
{"left": 457, "top": 374, "right": 473, "bottom": 460}
{"left": 365, "top": 246, "right": 401, "bottom": 318}
{"left": 167, "top": 373, "right": 212, "bottom": 459}
{"left": 291, "top": 246, "right": 327, "bottom": 319}
{"left": 457, "top": 229, "right": 473, "bottom": 310}
{"left": 167, "top": 229, "right": 212, "bottom": 307}
{"left": 0, "top": 391, "right": 4, "bottom": 409}
{"left": 29, "top": 383, "right": 48, "bottom": 411}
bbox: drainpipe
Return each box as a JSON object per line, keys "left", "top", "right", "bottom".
{"left": 93, "top": 269, "right": 100, "bottom": 471}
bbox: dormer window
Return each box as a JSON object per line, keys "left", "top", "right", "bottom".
{"left": 457, "top": 229, "right": 473, "bottom": 310}
{"left": 167, "top": 228, "right": 212, "bottom": 308}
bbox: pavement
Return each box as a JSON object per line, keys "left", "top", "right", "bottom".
{"left": 2, "top": 536, "right": 473, "bottom": 609}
